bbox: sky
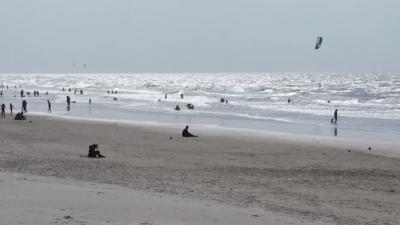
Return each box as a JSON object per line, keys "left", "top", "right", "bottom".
{"left": 0, "top": 0, "right": 399, "bottom": 73}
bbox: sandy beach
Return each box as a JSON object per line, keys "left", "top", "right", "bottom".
{"left": 1, "top": 115, "right": 400, "bottom": 225}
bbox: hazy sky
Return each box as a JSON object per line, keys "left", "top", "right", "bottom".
{"left": 0, "top": 0, "right": 399, "bottom": 73}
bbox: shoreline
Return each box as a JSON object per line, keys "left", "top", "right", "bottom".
{"left": 1, "top": 114, "right": 400, "bottom": 224}
{"left": 29, "top": 113, "right": 400, "bottom": 158}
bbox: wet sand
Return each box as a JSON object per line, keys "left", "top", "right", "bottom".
{"left": 0, "top": 115, "right": 400, "bottom": 224}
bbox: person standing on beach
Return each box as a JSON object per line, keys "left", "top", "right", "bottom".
{"left": 22, "top": 100, "right": 27, "bottom": 112}
{"left": 66, "top": 96, "right": 71, "bottom": 111}
{"left": 333, "top": 109, "right": 338, "bottom": 123}
{"left": 89, "top": 98, "right": 92, "bottom": 104}
{"left": 20, "top": 90, "right": 24, "bottom": 98}
{"left": 47, "top": 100, "right": 52, "bottom": 112}
{"left": 9, "top": 103, "right": 13, "bottom": 115}
{"left": 1, "top": 104, "right": 6, "bottom": 118}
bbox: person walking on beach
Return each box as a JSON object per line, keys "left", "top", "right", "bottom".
{"left": 182, "top": 125, "right": 198, "bottom": 137}
{"left": 22, "top": 100, "right": 27, "bottom": 112}
{"left": 9, "top": 103, "right": 13, "bottom": 115}
{"left": 47, "top": 100, "right": 52, "bottom": 112}
{"left": 1, "top": 104, "right": 6, "bottom": 118}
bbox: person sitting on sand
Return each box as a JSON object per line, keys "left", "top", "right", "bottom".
{"left": 88, "top": 144, "right": 105, "bottom": 158}
{"left": 14, "top": 111, "right": 26, "bottom": 120}
{"left": 182, "top": 125, "right": 198, "bottom": 137}
{"left": 175, "top": 105, "right": 181, "bottom": 111}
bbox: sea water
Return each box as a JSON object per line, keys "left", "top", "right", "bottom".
{"left": 0, "top": 73, "right": 399, "bottom": 143}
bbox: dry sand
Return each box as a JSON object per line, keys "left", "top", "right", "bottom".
{"left": 0, "top": 115, "right": 400, "bottom": 225}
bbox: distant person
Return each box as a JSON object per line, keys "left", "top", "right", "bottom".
{"left": 9, "top": 103, "right": 13, "bottom": 115}
{"left": 47, "top": 100, "right": 51, "bottom": 112}
{"left": 165, "top": 93, "right": 168, "bottom": 99}
{"left": 14, "top": 111, "right": 26, "bottom": 120}
{"left": 89, "top": 98, "right": 92, "bottom": 104}
{"left": 20, "top": 90, "right": 24, "bottom": 98}
{"left": 182, "top": 125, "right": 198, "bottom": 137}
{"left": 88, "top": 144, "right": 105, "bottom": 158}
{"left": 66, "top": 96, "right": 71, "bottom": 106}
{"left": 226, "top": 99, "right": 228, "bottom": 104}
{"left": 333, "top": 109, "right": 338, "bottom": 123}
{"left": 107, "top": 90, "right": 110, "bottom": 94}
{"left": 180, "top": 93, "right": 184, "bottom": 99}
{"left": 220, "top": 98, "right": 225, "bottom": 103}
{"left": 74, "top": 89, "right": 77, "bottom": 94}
{"left": 80, "top": 90, "right": 83, "bottom": 95}
{"left": 186, "top": 103, "right": 194, "bottom": 110}
{"left": 62, "top": 87, "right": 65, "bottom": 91}
{"left": 68, "top": 88, "right": 71, "bottom": 92}
{"left": 1, "top": 104, "right": 5, "bottom": 118}
{"left": 287, "top": 98, "right": 291, "bottom": 103}
{"left": 175, "top": 105, "right": 181, "bottom": 111}
{"left": 45, "top": 91, "right": 48, "bottom": 96}
{"left": 0, "top": 90, "right": 2, "bottom": 97}
{"left": 22, "top": 100, "right": 27, "bottom": 112}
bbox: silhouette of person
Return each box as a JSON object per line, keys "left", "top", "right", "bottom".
{"left": 88, "top": 144, "right": 105, "bottom": 158}
{"left": 1, "top": 104, "right": 5, "bottom": 118}
{"left": 334, "top": 109, "right": 338, "bottom": 123}
{"left": 182, "top": 125, "right": 198, "bottom": 137}
{"left": 22, "top": 100, "right": 27, "bottom": 112}
{"left": 9, "top": 103, "right": 13, "bottom": 115}
{"left": 47, "top": 100, "right": 52, "bottom": 112}
{"left": 175, "top": 105, "right": 181, "bottom": 111}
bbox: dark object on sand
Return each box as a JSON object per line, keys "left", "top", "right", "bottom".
{"left": 175, "top": 105, "right": 180, "bottom": 111}
{"left": 182, "top": 125, "right": 198, "bottom": 137}
{"left": 220, "top": 98, "right": 225, "bottom": 103}
{"left": 287, "top": 98, "right": 291, "bottom": 103}
{"left": 88, "top": 144, "right": 105, "bottom": 158}
{"left": 14, "top": 111, "right": 26, "bottom": 120}
{"left": 347, "top": 149, "right": 351, "bottom": 152}
{"left": 169, "top": 137, "right": 173, "bottom": 140}
{"left": 368, "top": 147, "right": 372, "bottom": 150}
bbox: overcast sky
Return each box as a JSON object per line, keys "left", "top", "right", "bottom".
{"left": 0, "top": 0, "right": 399, "bottom": 73}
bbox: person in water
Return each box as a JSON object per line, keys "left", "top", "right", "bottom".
{"left": 182, "top": 125, "right": 198, "bottom": 137}
{"left": 88, "top": 144, "right": 105, "bottom": 158}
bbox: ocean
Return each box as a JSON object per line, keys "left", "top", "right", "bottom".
{"left": 1, "top": 73, "right": 399, "bottom": 143}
